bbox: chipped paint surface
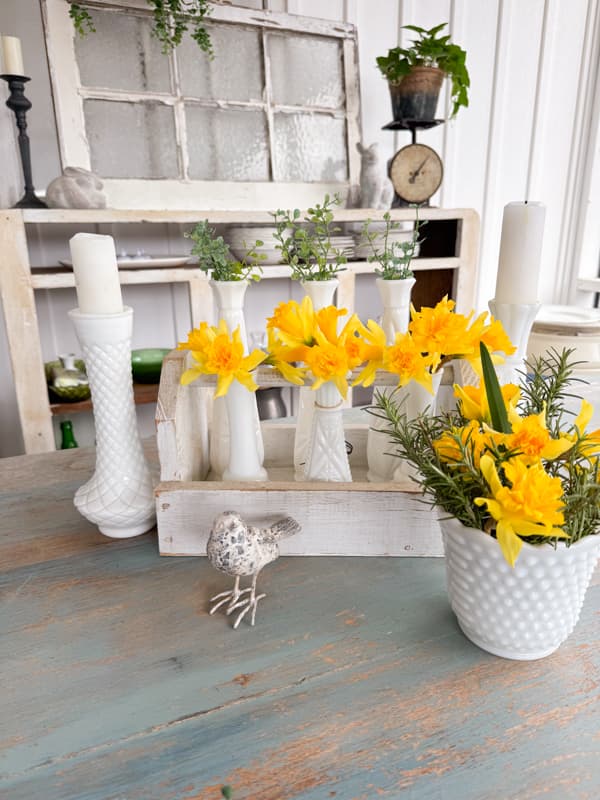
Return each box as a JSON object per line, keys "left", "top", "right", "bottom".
{"left": 1, "top": 447, "right": 600, "bottom": 799}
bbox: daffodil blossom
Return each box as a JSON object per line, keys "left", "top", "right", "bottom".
{"left": 474, "top": 455, "right": 568, "bottom": 567}
{"left": 179, "top": 320, "right": 267, "bottom": 397}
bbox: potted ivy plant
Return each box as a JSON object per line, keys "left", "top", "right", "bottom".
{"left": 376, "top": 23, "right": 469, "bottom": 122}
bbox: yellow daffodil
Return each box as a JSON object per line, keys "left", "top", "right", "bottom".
{"left": 352, "top": 319, "right": 387, "bottom": 387}
{"left": 506, "top": 410, "right": 573, "bottom": 462}
{"left": 475, "top": 455, "right": 568, "bottom": 567}
{"left": 263, "top": 329, "right": 306, "bottom": 386}
{"left": 434, "top": 420, "right": 505, "bottom": 469}
{"left": 179, "top": 320, "right": 267, "bottom": 397}
{"left": 266, "top": 296, "right": 316, "bottom": 347}
{"left": 409, "top": 297, "right": 474, "bottom": 371}
{"left": 304, "top": 339, "right": 352, "bottom": 397}
{"left": 455, "top": 382, "right": 520, "bottom": 423}
{"left": 383, "top": 331, "right": 435, "bottom": 393}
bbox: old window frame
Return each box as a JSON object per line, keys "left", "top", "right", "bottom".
{"left": 41, "top": 0, "right": 361, "bottom": 209}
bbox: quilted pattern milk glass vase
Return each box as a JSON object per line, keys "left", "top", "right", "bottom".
{"left": 304, "top": 380, "right": 351, "bottom": 482}
{"left": 440, "top": 516, "right": 600, "bottom": 660}
{"left": 68, "top": 307, "right": 155, "bottom": 538}
{"left": 210, "top": 280, "right": 264, "bottom": 478}
{"left": 367, "top": 277, "right": 416, "bottom": 482}
{"left": 294, "top": 279, "right": 339, "bottom": 480}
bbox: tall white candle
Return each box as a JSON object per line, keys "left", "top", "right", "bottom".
{"left": 1, "top": 36, "right": 24, "bottom": 76}
{"left": 70, "top": 233, "right": 123, "bottom": 314}
{"left": 494, "top": 201, "right": 546, "bottom": 304}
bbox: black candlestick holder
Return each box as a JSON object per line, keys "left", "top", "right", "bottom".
{"left": 1, "top": 74, "right": 47, "bottom": 208}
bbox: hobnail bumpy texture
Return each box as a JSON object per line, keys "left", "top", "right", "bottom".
{"left": 441, "top": 517, "right": 600, "bottom": 660}
{"left": 71, "top": 312, "right": 155, "bottom": 538}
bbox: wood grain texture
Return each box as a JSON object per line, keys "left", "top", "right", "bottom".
{"left": 1, "top": 446, "right": 599, "bottom": 800}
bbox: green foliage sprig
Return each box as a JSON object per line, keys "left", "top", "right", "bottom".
{"left": 360, "top": 206, "right": 425, "bottom": 280}
{"left": 376, "top": 23, "right": 469, "bottom": 118}
{"left": 69, "top": 3, "right": 95, "bottom": 36}
{"left": 372, "top": 348, "right": 600, "bottom": 552}
{"left": 271, "top": 194, "right": 347, "bottom": 282}
{"left": 186, "top": 220, "right": 264, "bottom": 282}
{"left": 69, "top": 0, "right": 213, "bottom": 57}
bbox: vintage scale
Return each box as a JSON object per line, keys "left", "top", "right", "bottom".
{"left": 382, "top": 118, "right": 444, "bottom": 206}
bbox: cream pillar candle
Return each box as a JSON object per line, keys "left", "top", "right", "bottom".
{"left": 69, "top": 233, "right": 123, "bottom": 314}
{"left": 494, "top": 201, "right": 546, "bottom": 304}
{"left": 1, "top": 36, "right": 24, "bottom": 75}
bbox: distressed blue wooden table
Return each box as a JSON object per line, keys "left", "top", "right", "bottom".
{"left": 1, "top": 446, "right": 599, "bottom": 800}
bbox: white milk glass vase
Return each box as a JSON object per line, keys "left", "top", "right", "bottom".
{"left": 367, "top": 277, "right": 416, "bottom": 482}
{"left": 210, "top": 280, "right": 264, "bottom": 479}
{"left": 304, "top": 380, "right": 352, "bottom": 482}
{"left": 391, "top": 371, "right": 443, "bottom": 484}
{"left": 294, "top": 278, "right": 339, "bottom": 480}
{"left": 68, "top": 306, "right": 155, "bottom": 538}
{"left": 223, "top": 380, "right": 268, "bottom": 482}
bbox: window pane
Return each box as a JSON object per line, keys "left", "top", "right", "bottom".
{"left": 268, "top": 33, "right": 344, "bottom": 108}
{"left": 178, "top": 25, "right": 263, "bottom": 102}
{"left": 273, "top": 113, "right": 347, "bottom": 181}
{"left": 75, "top": 8, "right": 170, "bottom": 93}
{"left": 186, "top": 107, "right": 269, "bottom": 180}
{"left": 84, "top": 100, "right": 179, "bottom": 179}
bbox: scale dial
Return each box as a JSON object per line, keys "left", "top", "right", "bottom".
{"left": 390, "top": 143, "right": 443, "bottom": 203}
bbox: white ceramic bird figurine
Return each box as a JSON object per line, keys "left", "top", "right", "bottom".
{"left": 207, "top": 511, "right": 301, "bottom": 628}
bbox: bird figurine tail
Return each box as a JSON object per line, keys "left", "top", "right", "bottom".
{"left": 263, "top": 516, "right": 301, "bottom": 541}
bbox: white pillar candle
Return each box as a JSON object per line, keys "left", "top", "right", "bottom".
{"left": 70, "top": 233, "right": 123, "bottom": 314}
{"left": 494, "top": 201, "right": 546, "bottom": 305}
{"left": 1, "top": 36, "right": 24, "bottom": 76}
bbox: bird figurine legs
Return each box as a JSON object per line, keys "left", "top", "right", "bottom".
{"left": 209, "top": 574, "right": 266, "bottom": 629}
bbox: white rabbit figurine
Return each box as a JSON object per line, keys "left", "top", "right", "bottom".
{"left": 347, "top": 142, "right": 395, "bottom": 210}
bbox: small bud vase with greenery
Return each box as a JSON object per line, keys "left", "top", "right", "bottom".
{"left": 186, "top": 220, "right": 265, "bottom": 477}
{"left": 360, "top": 207, "right": 422, "bottom": 481}
{"left": 376, "top": 22, "right": 469, "bottom": 122}
{"left": 375, "top": 345, "right": 600, "bottom": 660}
{"left": 271, "top": 194, "right": 348, "bottom": 478}
{"left": 178, "top": 320, "right": 268, "bottom": 481}
{"left": 267, "top": 297, "right": 362, "bottom": 482}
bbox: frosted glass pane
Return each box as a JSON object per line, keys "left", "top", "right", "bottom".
{"left": 268, "top": 33, "right": 344, "bottom": 108}
{"left": 273, "top": 113, "right": 347, "bottom": 181}
{"left": 186, "top": 107, "right": 269, "bottom": 180}
{"left": 75, "top": 8, "right": 170, "bottom": 93}
{"left": 84, "top": 100, "right": 178, "bottom": 179}
{"left": 178, "top": 25, "right": 263, "bottom": 101}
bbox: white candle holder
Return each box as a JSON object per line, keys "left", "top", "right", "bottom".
{"left": 489, "top": 299, "right": 541, "bottom": 384}
{"left": 68, "top": 306, "right": 156, "bottom": 538}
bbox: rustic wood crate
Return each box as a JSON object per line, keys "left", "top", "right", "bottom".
{"left": 155, "top": 351, "right": 443, "bottom": 557}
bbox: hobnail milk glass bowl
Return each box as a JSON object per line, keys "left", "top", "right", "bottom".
{"left": 440, "top": 516, "right": 600, "bottom": 660}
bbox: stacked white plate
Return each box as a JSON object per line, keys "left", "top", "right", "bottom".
{"left": 353, "top": 228, "right": 419, "bottom": 261}
{"left": 528, "top": 304, "right": 600, "bottom": 365}
{"left": 328, "top": 235, "right": 355, "bottom": 258}
{"left": 226, "top": 226, "right": 282, "bottom": 265}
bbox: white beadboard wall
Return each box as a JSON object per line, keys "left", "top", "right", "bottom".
{"left": 0, "top": 0, "right": 599, "bottom": 456}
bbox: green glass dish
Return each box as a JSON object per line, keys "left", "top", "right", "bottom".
{"left": 131, "top": 348, "right": 171, "bottom": 384}
{"left": 45, "top": 359, "right": 91, "bottom": 402}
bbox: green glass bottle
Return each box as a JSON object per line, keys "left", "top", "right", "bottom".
{"left": 60, "top": 420, "right": 78, "bottom": 449}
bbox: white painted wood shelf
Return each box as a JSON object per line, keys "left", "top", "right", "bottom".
{"left": 0, "top": 207, "right": 479, "bottom": 454}
{"left": 155, "top": 350, "right": 444, "bottom": 557}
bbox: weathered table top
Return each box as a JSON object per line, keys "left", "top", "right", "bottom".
{"left": 1, "top": 446, "right": 599, "bottom": 800}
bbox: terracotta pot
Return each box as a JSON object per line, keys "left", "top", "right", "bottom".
{"left": 440, "top": 516, "right": 600, "bottom": 660}
{"left": 389, "top": 66, "right": 444, "bottom": 122}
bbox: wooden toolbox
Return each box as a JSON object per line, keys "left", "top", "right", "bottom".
{"left": 154, "top": 351, "right": 443, "bottom": 557}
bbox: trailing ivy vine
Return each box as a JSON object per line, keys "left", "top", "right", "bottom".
{"left": 69, "top": 1, "right": 214, "bottom": 57}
